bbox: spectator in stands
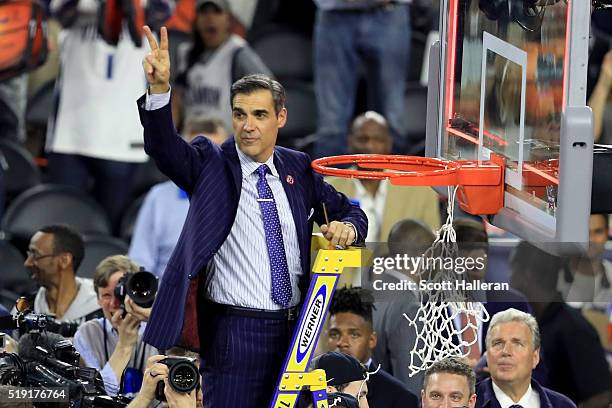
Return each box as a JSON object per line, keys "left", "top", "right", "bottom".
{"left": 477, "top": 308, "right": 576, "bottom": 408}
{"left": 328, "top": 287, "right": 418, "bottom": 408}
{"left": 509, "top": 243, "right": 612, "bottom": 407}
{"left": 312, "top": 0, "right": 411, "bottom": 157}
{"left": 73, "top": 255, "right": 159, "bottom": 396}
{"left": 23, "top": 225, "right": 99, "bottom": 322}
{"left": 126, "top": 354, "right": 198, "bottom": 408}
{"left": 184, "top": 115, "right": 229, "bottom": 146}
{"left": 45, "top": 0, "right": 172, "bottom": 228}
{"left": 558, "top": 213, "right": 612, "bottom": 310}
{"left": 421, "top": 357, "right": 476, "bottom": 408}
{"left": 325, "top": 112, "right": 441, "bottom": 241}
{"left": 372, "top": 219, "right": 433, "bottom": 396}
{"left": 128, "top": 116, "right": 228, "bottom": 277}
{"left": 309, "top": 351, "right": 370, "bottom": 408}
{"left": 589, "top": 50, "right": 612, "bottom": 143}
{"left": 173, "top": 0, "right": 272, "bottom": 132}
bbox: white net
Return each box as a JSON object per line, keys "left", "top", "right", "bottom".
{"left": 403, "top": 186, "right": 490, "bottom": 376}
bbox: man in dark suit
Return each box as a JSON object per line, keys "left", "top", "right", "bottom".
{"left": 509, "top": 242, "right": 612, "bottom": 407}
{"left": 371, "top": 218, "right": 434, "bottom": 396}
{"left": 327, "top": 287, "right": 418, "bottom": 408}
{"left": 138, "top": 26, "right": 368, "bottom": 407}
{"left": 476, "top": 308, "right": 576, "bottom": 408}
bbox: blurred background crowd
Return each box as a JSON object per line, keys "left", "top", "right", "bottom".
{"left": 0, "top": 0, "right": 611, "bottom": 407}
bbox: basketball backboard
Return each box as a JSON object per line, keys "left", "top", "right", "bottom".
{"left": 426, "top": 0, "right": 595, "bottom": 245}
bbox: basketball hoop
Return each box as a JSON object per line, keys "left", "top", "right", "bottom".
{"left": 312, "top": 154, "right": 505, "bottom": 215}
{"left": 312, "top": 154, "right": 504, "bottom": 375}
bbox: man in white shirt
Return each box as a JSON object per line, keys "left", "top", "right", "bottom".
{"left": 476, "top": 308, "right": 576, "bottom": 408}
{"left": 325, "top": 111, "right": 440, "bottom": 241}
{"left": 421, "top": 357, "right": 477, "bottom": 408}
{"left": 23, "top": 225, "right": 100, "bottom": 322}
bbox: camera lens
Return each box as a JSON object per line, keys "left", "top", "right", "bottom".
{"left": 168, "top": 361, "right": 199, "bottom": 393}
{"left": 126, "top": 271, "right": 158, "bottom": 307}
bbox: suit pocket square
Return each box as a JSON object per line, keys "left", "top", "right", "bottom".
{"left": 307, "top": 208, "right": 314, "bottom": 220}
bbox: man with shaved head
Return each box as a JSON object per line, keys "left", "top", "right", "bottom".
{"left": 326, "top": 112, "right": 441, "bottom": 241}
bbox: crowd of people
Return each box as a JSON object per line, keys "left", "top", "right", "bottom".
{"left": 4, "top": 219, "right": 610, "bottom": 407}
{"left": 0, "top": 0, "right": 611, "bottom": 407}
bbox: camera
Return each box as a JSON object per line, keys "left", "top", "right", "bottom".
{"left": 0, "top": 333, "right": 131, "bottom": 407}
{"left": 23, "top": 313, "right": 81, "bottom": 337}
{"left": 0, "top": 311, "right": 81, "bottom": 338}
{"left": 0, "top": 305, "right": 130, "bottom": 407}
{"left": 154, "top": 356, "right": 200, "bottom": 401}
{"left": 114, "top": 267, "right": 158, "bottom": 308}
{"left": 2, "top": 297, "right": 83, "bottom": 338}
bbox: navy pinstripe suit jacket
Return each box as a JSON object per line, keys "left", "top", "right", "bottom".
{"left": 136, "top": 95, "right": 367, "bottom": 351}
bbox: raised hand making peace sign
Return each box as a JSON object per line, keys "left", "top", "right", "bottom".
{"left": 142, "top": 25, "right": 171, "bottom": 94}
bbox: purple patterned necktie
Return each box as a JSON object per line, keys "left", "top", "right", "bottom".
{"left": 509, "top": 405, "right": 524, "bottom": 408}
{"left": 255, "top": 164, "right": 292, "bottom": 307}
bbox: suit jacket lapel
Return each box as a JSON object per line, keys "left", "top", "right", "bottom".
{"left": 274, "top": 149, "right": 306, "bottom": 256}
{"left": 222, "top": 137, "right": 242, "bottom": 196}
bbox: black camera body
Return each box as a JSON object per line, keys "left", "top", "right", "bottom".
{"left": 0, "top": 311, "right": 129, "bottom": 407}
{"left": 3, "top": 312, "right": 82, "bottom": 338}
{"left": 154, "top": 356, "right": 200, "bottom": 402}
{"left": 0, "top": 347, "right": 126, "bottom": 407}
{"left": 114, "top": 268, "right": 158, "bottom": 308}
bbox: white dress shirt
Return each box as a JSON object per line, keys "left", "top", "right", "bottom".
{"left": 492, "top": 381, "right": 540, "bottom": 408}
{"left": 204, "top": 147, "right": 302, "bottom": 309}
{"left": 352, "top": 178, "right": 387, "bottom": 241}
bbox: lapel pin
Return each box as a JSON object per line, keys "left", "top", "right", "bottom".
{"left": 286, "top": 175, "right": 294, "bottom": 185}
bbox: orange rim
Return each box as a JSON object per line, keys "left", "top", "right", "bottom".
{"left": 312, "top": 154, "right": 461, "bottom": 180}
{"left": 312, "top": 154, "right": 506, "bottom": 215}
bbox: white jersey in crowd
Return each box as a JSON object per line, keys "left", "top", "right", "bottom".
{"left": 183, "top": 34, "right": 246, "bottom": 132}
{"left": 47, "top": 23, "right": 148, "bottom": 163}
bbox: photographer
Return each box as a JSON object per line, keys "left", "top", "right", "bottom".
{"left": 73, "top": 255, "right": 159, "bottom": 395}
{"left": 127, "top": 355, "right": 199, "bottom": 408}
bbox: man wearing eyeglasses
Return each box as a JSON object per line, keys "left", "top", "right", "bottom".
{"left": 23, "top": 225, "right": 100, "bottom": 323}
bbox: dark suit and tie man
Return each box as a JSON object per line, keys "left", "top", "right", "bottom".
{"left": 138, "top": 26, "right": 368, "bottom": 407}
{"left": 421, "top": 357, "right": 477, "bottom": 408}
{"left": 327, "top": 287, "right": 418, "bottom": 408}
{"left": 476, "top": 308, "right": 576, "bottom": 408}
